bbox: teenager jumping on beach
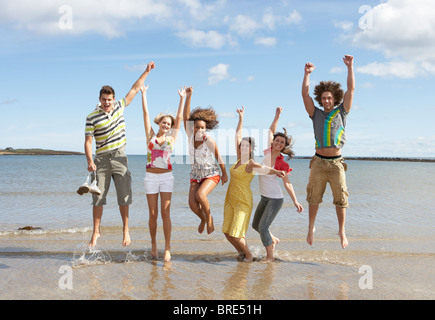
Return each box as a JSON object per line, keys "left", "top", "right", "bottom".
{"left": 183, "top": 87, "right": 228, "bottom": 234}
{"left": 223, "top": 106, "right": 287, "bottom": 262}
{"left": 140, "top": 84, "right": 186, "bottom": 261}
{"left": 84, "top": 61, "right": 155, "bottom": 248}
{"left": 302, "top": 55, "right": 355, "bottom": 249}
{"left": 252, "top": 107, "right": 303, "bottom": 262}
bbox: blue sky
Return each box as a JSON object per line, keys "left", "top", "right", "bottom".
{"left": 1, "top": 0, "right": 434, "bottom": 158}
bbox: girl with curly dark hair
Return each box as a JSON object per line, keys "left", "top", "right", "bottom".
{"left": 183, "top": 87, "right": 228, "bottom": 235}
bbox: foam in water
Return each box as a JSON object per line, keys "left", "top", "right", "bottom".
{"left": 72, "top": 243, "right": 113, "bottom": 268}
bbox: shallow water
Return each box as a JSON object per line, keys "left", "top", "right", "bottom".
{"left": 1, "top": 155, "right": 435, "bottom": 300}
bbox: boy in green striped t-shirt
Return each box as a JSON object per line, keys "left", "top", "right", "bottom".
{"left": 84, "top": 61, "right": 155, "bottom": 248}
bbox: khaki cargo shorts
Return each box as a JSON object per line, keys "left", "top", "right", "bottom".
{"left": 306, "top": 155, "right": 349, "bottom": 208}
{"left": 92, "top": 148, "right": 132, "bottom": 206}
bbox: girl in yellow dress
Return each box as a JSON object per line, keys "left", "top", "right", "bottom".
{"left": 223, "top": 106, "right": 286, "bottom": 262}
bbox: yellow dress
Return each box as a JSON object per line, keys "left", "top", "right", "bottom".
{"left": 223, "top": 160, "right": 255, "bottom": 238}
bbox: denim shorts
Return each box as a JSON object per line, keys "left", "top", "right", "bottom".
{"left": 92, "top": 148, "right": 132, "bottom": 206}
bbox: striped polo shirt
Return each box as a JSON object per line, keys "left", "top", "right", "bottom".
{"left": 311, "top": 103, "right": 348, "bottom": 150}
{"left": 85, "top": 98, "right": 127, "bottom": 155}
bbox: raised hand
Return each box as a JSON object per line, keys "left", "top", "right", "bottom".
{"left": 178, "top": 85, "right": 187, "bottom": 98}
{"left": 146, "top": 61, "right": 155, "bottom": 72}
{"left": 140, "top": 84, "right": 149, "bottom": 93}
{"left": 236, "top": 106, "right": 245, "bottom": 118}
{"left": 304, "top": 62, "right": 316, "bottom": 74}
{"left": 343, "top": 55, "right": 354, "bottom": 67}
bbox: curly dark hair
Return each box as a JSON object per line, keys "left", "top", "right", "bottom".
{"left": 273, "top": 128, "right": 295, "bottom": 159}
{"left": 189, "top": 106, "right": 219, "bottom": 130}
{"left": 313, "top": 81, "right": 344, "bottom": 107}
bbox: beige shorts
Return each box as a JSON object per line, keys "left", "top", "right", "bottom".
{"left": 306, "top": 155, "right": 349, "bottom": 208}
{"left": 92, "top": 148, "right": 132, "bottom": 206}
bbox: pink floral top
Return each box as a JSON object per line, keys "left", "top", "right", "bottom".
{"left": 146, "top": 135, "right": 174, "bottom": 170}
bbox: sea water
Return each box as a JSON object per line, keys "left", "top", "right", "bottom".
{"left": 0, "top": 155, "right": 434, "bottom": 299}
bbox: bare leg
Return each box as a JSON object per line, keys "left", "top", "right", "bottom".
{"left": 264, "top": 244, "right": 275, "bottom": 262}
{"left": 264, "top": 234, "right": 279, "bottom": 262}
{"left": 188, "top": 182, "right": 206, "bottom": 233}
{"left": 119, "top": 205, "right": 131, "bottom": 247}
{"left": 89, "top": 205, "right": 103, "bottom": 247}
{"left": 224, "top": 233, "right": 253, "bottom": 262}
{"left": 336, "top": 206, "right": 348, "bottom": 249}
{"left": 160, "top": 192, "right": 172, "bottom": 261}
{"left": 306, "top": 204, "right": 319, "bottom": 246}
{"left": 195, "top": 179, "right": 218, "bottom": 234}
{"left": 146, "top": 194, "right": 159, "bottom": 258}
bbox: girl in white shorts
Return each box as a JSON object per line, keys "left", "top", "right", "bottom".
{"left": 141, "top": 84, "right": 187, "bottom": 262}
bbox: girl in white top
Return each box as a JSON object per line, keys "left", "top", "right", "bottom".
{"left": 183, "top": 87, "right": 228, "bottom": 235}
{"left": 141, "top": 84, "right": 187, "bottom": 262}
{"left": 252, "top": 107, "right": 304, "bottom": 262}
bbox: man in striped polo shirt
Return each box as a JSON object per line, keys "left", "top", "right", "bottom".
{"left": 85, "top": 61, "right": 155, "bottom": 247}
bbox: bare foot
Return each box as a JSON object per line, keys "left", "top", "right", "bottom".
{"left": 206, "top": 216, "right": 214, "bottom": 234}
{"left": 198, "top": 219, "right": 206, "bottom": 234}
{"left": 89, "top": 232, "right": 100, "bottom": 247}
{"left": 163, "top": 250, "right": 171, "bottom": 262}
{"left": 151, "top": 243, "right": 157, "bottom": 259}
{"left": 339, "top": 231, "right": 348, "bottom": 249}
{"left": 243, "top": 251, "right": 253, "bottom": 263}
{"left": 272, "top": 235, "right": 280, "bottom": 250}
{"left": 306, "top": 226, "right": 316, "bottom": 246}
{"left": 122, "top": 232, "right": 131, "bottom": 247}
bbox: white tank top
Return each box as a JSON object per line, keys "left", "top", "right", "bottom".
{"left": 259, "top": 169, "right": 283, "bottom": 199}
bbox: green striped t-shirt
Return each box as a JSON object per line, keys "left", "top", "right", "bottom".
{"left": 85, "top": 98, "right": 127, "bottom": 155}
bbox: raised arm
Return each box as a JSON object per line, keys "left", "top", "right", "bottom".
{"left": 140, "top": 85, "right": 154, "bottom": 143}
{"left": 342, "top": 55, "right": 355, "bottom": 113}
{"left": 302, "top": 62, "right": 316, "bottom": 117}
{"left": 125, "top": 61, "right": 155, "bottom": 106}
{"left": 268, "top": 107, "right": 282, "bottom": 147}
{"left": 235, "top": 106, "right": 244, "bottom": 159}
{"left": 171, "top": 86, "right": 186, "bottom": 140}
{"left": 183, "top": 86, "right": 193, "bottom": 138}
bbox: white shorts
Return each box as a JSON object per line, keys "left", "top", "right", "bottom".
{"left": 144, "top": 172, "right": 174, "bottom": 194}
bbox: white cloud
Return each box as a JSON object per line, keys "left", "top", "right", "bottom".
{"left": 356, "top": 61, "right": 422, "bottom": 79}
{"left": 262, "top": 7, "right": 301, "bottom": 30}
{"left": 177, "top": 29, "right": 235, "bottom": 49}
{"left": 344, "top": 0, "right": 435, "bottom": 78}
{"left": 0, "top": 0, "right": 171, "bottom": 38}
{"left": 219, "top": 112, "right": 236, "bottom": 118}
{"left": 333, "top": 20, "right": 354, "bottom": 32}
{"left": 329, "top": 66, "right": 345, "bottom": 74}
{"left": 208, "top": 63, "right": 230, "bottom": 85}
{"left": 230, "top": 14, "right": 261, "bottom": 37}
{"left": 254, "top": 37, "right": 277, "bottom": 47}
{"left": 178, "top": 0, "right": 226, "bottom": 21}
{"left": 284, "top": 10, "right": 302, "bottom": 25}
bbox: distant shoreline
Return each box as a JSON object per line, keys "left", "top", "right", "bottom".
{"left": 293, "top": 156, "right": 435, "bottom": 163}
{"left": 1, "top": 149, "right": 433, "bottom": 162}
{"left": 0, "top": 149, "right": 84, "bottom": 156}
